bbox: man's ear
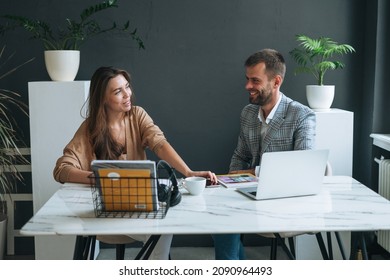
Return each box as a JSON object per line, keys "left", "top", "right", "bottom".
{"left": 273, "top": 75, "right": 283, "bottom": 88}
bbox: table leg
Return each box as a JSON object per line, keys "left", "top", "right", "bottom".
{"left": 73, "top": 235, "right": 96, "bottom": 260}
{"left": 134, "top": 235, "right": 161, "bottom": 260}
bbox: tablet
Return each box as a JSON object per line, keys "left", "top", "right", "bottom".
{"left": 91, "top": 160, "right": 159, "bottom": 212}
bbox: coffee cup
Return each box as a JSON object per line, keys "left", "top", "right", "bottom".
{"left": 182, "top": 176, "right": 206, "bottom": 195}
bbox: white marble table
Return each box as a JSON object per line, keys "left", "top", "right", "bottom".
{"left": 21, "top": 176, "right": 390, "bottom": 259}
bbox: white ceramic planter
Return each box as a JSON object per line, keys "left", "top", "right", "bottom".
{"left": 44, "top": 50, "right": 80, "bottom": 81}
{"left": 306, "top": 85, "right": 335, "bottom": 110}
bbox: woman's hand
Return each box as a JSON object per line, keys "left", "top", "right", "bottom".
{"left": 188, "top": 170, "right": 218, "bottom": 185}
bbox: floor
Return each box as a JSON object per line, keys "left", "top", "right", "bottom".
{"left": 95, "top": 241, "right": 390, "bottom": 260}
{"left": 4, "top": 244, "right": 389, "bottom": 260}
{"left": 96, "top": 246, "right": 290, "bottom": 260}
{"left": 4, "top": 235, "right": 389, "bottom": 260}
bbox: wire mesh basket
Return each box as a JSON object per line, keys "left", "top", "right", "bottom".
{"left": 91, "top": 175, "right": 170, "bottom": 219}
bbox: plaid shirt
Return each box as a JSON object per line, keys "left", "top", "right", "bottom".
{"left": 229, "top": 94, "right": 316, "bottom": 172}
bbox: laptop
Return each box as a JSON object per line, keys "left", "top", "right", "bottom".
{"left": 236, "top": 149, "right": 329, "bottom": 200}
{"left": 91, "top": 160, "right": 159, "bottom": 211}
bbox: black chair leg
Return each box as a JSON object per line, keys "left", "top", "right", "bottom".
{"left": 116, "top": 244, "right": 126, "bottom": 260}
{"left": 324, "top": 232, "right": 347, "bottom": 260}
{"left": 326, "top": 232, "right": 333, "bottom": 259}
{"left": 359, "top": 232, "right": 368, "bottom": 260}
{"left": 275, "top": 233, "right": 295, "bottom": 260}
{"left": 334, "top": 232, "right": 347, "bottom": 260}
{"left": 288, "top": 237, "right": 296, "bottom": 259}
{"left": 269, "top": 236, "right": 294, "bottom": 260}
{"left": 267, "top": 232, "right": 346, "bottom": 260}
{"left": 135, "top": 235, "right": 161, "bottom": 260}
{"left": 315, "top": 233, "right": 329, "bottom": 260}
{"left": 270, "top": 238, "right": 278, "bottom": 260}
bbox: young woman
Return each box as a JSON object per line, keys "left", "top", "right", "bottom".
{"left": 53, "top": 66, "right": 217, "bottom": 259}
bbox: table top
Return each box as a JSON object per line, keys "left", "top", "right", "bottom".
{"left": 20, "top": 176, "right": 390, "bottom": 236}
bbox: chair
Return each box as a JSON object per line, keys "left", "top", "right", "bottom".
{"left": 256, "top": 162, "right": 347, "bottom": 260}
{"left": 76, "top": 235, "right": 172, "bottom": 260}
{"left": 80, "top": 235, "right": 136, "bottom": 260}
{"left": 96, "top": 235, "right": 137, "bottom": 260}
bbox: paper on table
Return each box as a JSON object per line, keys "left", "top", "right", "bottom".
{"left": 217, "top": 173, "right": 258, "bottom": 188}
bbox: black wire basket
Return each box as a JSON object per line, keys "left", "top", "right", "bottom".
{"left": 90, "top": 175, "right": 170, "bottom": 219}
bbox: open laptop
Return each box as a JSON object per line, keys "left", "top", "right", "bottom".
{"left": 237, "top": 149, "right": 329, "bottom": 200}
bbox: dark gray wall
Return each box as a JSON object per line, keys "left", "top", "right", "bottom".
{"left": 2, "top": 0, "right": 369, "bottom": 178}
{"left": 4, "top": 0, "right": 388, "bottom": 255}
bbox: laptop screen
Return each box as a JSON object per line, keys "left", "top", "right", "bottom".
{"left": 237, "top": 149, "right": 329, "bottom": 200}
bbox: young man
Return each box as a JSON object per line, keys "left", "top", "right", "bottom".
{"left": 212, "top": 49, "right": 316, "bottom": 260}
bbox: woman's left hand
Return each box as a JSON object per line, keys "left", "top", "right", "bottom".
{"left": 188, "top": 171, "right": 218, "bottom": 185}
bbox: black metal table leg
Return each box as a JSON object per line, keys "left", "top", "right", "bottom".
{"left": 134, "top": 235, "right": 161, "bottom": 260}
{"left": 73, "top": 236, "right": 85, "bottom": 260}
{"left": 73, "top": 235, "right": 97, "bottom": 260}
{"left": 89, "top": 236, "right": 97, "bottom": 260}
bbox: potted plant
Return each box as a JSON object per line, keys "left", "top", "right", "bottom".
{"left": 1, "top": 0, "right": 144, "bottom": 81}
{"left": 289, "top": 34, "right": 355, "bottom": 110}
{"left": 0, "top": 45, "right": 33, "bottom": 259}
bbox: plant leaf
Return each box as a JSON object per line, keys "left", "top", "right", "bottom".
{"left": 290, "top": 34, "right": 355, "bottom": 84}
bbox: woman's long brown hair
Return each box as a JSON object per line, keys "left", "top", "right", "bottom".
{"left": 86, "top": 66, "right": 134, "bottom": 159}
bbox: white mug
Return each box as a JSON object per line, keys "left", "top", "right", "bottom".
{"left": 182, "top": 177, "right": 206, "bottom": 195}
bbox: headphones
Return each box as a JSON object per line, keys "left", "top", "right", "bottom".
{"left": 156, "top": 160, "right": 182, "bottom": 207}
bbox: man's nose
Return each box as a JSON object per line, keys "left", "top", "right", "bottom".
{"left": 245, "top": 80, "right": 252, "bottom": 90}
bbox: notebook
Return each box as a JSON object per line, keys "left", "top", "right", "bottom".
{"left": 236, "top": 149, "right": 329, "bottom": 200}
{"left": 91, "top": 160, "right": 159, "bottom": 211}
{"left": 217, "top": 173, "right": 258, "bottom": 188}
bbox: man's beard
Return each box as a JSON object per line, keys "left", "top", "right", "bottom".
{"left": 249, "top": 87, "right": 272, "bottom": 106}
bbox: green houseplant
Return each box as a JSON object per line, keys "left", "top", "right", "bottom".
{"left": 1, "top": 0, "right": 144, "bottom": 81}
{"left": 289, "top": 34, "right": 355, "bottom": 109}
{"left": 0, "top": 45, "right": 33, "bottom": 259}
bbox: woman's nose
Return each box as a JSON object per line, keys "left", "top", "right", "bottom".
{"left": 123, "top": 90, "right": 131, "bottom": 98}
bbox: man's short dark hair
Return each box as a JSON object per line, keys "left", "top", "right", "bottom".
{"left": 245, "top": 49, "right": 286, "bottom": 79}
